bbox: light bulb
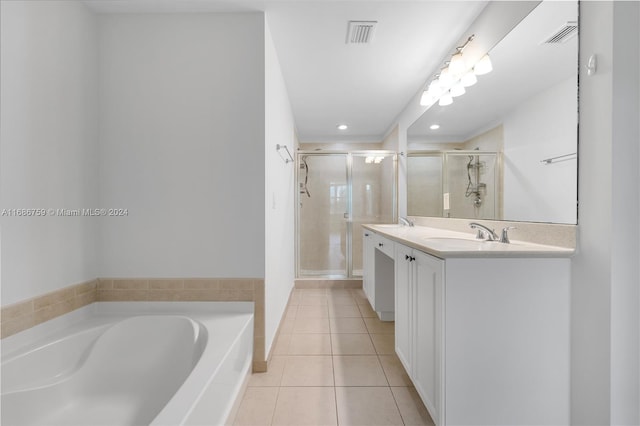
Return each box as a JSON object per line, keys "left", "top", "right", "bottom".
{"left": 461, "top": 70, "right": 477, "bottom": 87}
{"left": 439, "top": 92, "right": 453, "bottom": 106}
{"left": 438, "top": 67, "right": 453, "bottom": 86}
{"left": 449, "top": 52, "right": 465, "bottom": 76}
{"left": 474, "top": 54, "right": 493, "bottom": 75}
{"left": 430, "top": 124, "right": 440, "bottom": 130}
{"left": 420, "top": 90, "right": 434, "bottom": 106}
{"left": 337, "top": 124, "right": 348, "bottom": 130}
{"left": 450, "top": 82, "right": 465, "bottom": 97}
{"left": 428, "top": 80, "right": 444, "bottom": 98}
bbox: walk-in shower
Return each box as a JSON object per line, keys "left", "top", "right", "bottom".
{"left": 296, "top": 151, "right": 397, "bottom": 278}
{"left": 407, "top": 151, "right": 501, "bottom": 220}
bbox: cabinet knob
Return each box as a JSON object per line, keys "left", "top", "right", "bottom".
{"left": 410, "top": 256, "right": 416, "bottom": 262}
{"left": 365, "top": 233, "right": 369, "bottom": 237}
{"left": 379, "top": 243, "right": 383, "bottom": 247}
{"left": 405, "top": 254, "right": 410, "bottom": 260}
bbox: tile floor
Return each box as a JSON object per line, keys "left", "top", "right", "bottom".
{"left": 232, "top": 288, "right": 434, "bottom": 426}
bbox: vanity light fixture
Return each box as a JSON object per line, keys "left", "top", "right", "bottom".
{"left": 448, "top": 51, "right": 466, "bottom": 75}
{"left": 438, "top": 67, "right": 454, "bottom": 86}
{"left": 429, "top": 124, "right": 440, "bottom": 130}
{"left": 438, "top": 92, "right": 453, "bottom": 106}
{"left": 419, "top": 34, "right": 493, "bottom": 107}
{"left": 473, "top": 54, "right": 493, "bottom": 75}
{"left": 337, "top": 124, "right": 348, "bottom": 130}
{"left": 420, "top": 91, "right": 435, "bottom": 106}
{"left": 450, "top": 82, "right": 466, "bottom": 97}
{"left": 460, "top": 70, "right": 477, "bottom": 87}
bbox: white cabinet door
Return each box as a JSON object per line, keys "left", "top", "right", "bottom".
{"left": 412, "top": 250, "right": 443, "bottom": 425}
{"left": 362, "top": 232, "right": 375, "bottom": 306}
{"left": 394, "top": 243, "right": 413, "bottom": 373}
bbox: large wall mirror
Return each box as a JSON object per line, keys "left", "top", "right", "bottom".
{"left": 407, "top": 1, "right": 578, "bottom": 224}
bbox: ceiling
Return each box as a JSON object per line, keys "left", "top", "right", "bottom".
{"left": 85, "top": 0, "right": 489, "bottom": 143}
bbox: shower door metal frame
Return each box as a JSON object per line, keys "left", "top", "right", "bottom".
{"left": 295, "top": 150, "right": 398, "bottom": 279}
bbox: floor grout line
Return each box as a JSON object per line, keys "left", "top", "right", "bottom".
{"left": 235, "top": 288, "right": 428, "bottom": 426}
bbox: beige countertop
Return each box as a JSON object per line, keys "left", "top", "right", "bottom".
{"left": 363, "top": 224, "right": 575, "bottom": 259}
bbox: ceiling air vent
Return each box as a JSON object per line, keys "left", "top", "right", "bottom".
{"left": 346, "top": 21, "right": 377, "bottom": 44}
{"left": 542, "top": 21, "right": 578, "bottom": 44}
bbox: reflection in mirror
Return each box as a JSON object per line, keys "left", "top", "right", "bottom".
{"left": 407, "top": 1, "right": 578, "bottom": 224}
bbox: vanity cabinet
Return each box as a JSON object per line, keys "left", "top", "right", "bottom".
{"left": 395, "top": 244, "right": 443, "bottom": 424}
{"left": 362, "top": 232, "right": 395, "bottom": 320}
{"left": 364, "top": 226, "right": 571, "bottom": 426}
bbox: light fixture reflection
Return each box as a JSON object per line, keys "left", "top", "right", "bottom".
{"left": 420, "top": 90, "right": 434, "bottom": 106}
{"left": 366, "top": 156, "right": 384, "bottom": 164}
{"left": 461, "top": 70, "right": 477, "bottom": 87}
{"left": 430, "top": 124, "right": 440, "bottom": 130}
{"left": 418, "top": 34, "right": 494, "bottom": 107}
{"left": 474, "top": 54, "right": 493, "bottom": 75}
{"left": 449, "top": 52, "right": 465, "bottom": 75}
{"left": 450, "top": 82, "right": 465, "bottom": 97}
{"left": 439, "top": 92, "right": 453, "bottom": 106}
{"left": 438, "top": 67, "right": 453, "bottom": 86}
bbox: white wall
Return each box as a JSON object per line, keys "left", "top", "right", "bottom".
{"left": 503, "top": 76, "right": 578, "bottom": 224}
{"left": 610, "top": 2, "right": 639, "bottom": 423}
{"left": 264, "top": 18, "right": 296, "bottom": 354}
{"left": 572, "top": 2, "right": 640, "bottom": 424}
{"left": 97, "top": 13, "right": 266, "bottom": 278}
{"left": 0, "top": 1, "right": 99, "bottom": 306}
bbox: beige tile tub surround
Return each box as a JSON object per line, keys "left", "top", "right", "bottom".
{"left": 1, "top": 278, "right": 267, "bottom": 372}
{"left": 0, "top": 279, "right": 98, "bottom": 338}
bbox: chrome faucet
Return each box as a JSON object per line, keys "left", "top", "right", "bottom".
{"left": 469, "top": 222, "right": 499, "bottom": 241}
{"left": 399, "top": 217, "right": 414, "bottom": 227}
{"left": 500, "top": 226, "right": 516, "bottom": 244}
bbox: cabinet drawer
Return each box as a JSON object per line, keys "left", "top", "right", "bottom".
{"left": 375, "top": 235, "right": 394, "bottom": 258}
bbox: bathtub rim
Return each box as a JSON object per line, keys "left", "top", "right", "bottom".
{"left": 1, "top": 301, "right": 254, "bottom": 426}
{"left": 2, "top": 301, "right": 253, "bottom": 360}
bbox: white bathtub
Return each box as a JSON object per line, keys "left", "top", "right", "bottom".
{"left": 1, "top": 302, "right": 254, "bottom": 426}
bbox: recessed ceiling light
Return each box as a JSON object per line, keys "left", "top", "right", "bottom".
{"left": 430, "top": 124, "right": 440, "bottom": 130}
{"left": 337, "top": 124, "right": 348, "bottom": 130}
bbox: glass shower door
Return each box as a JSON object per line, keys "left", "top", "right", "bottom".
{"left": 351, "top": 153, "right": 396, "bottom": 276}
{"left": 298, "top": 154, "right": 348, "bottom": 277}
{"left": 297, "top": 151, "right": 397, "bottom": 278}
